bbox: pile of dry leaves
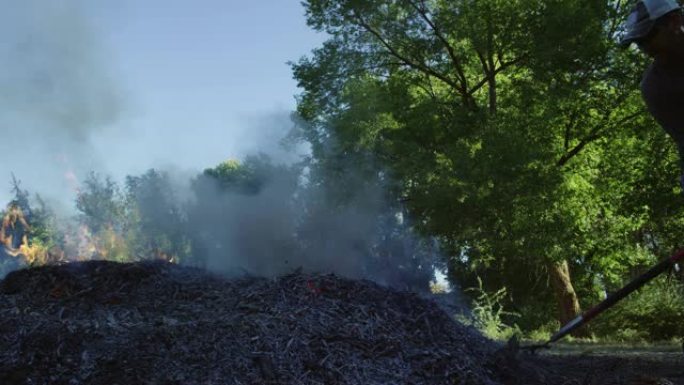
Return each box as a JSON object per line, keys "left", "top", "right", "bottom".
{"left": 0, "top": 260, "right": 556, "bottom": 385}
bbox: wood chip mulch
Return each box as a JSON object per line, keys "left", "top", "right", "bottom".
{"left": 0, "top": 260, "right": 552, "bottom": 385}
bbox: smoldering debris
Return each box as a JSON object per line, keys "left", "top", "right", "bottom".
{"left": 0, "top": 260, "right": 554, "bottom": 385}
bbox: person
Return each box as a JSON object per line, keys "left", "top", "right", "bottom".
{"left": 621, "top": 0, "right": 684, "bottom": 186}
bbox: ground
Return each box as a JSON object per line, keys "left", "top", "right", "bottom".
{"left": 0, "top": 260, "right": 682, "bottom": 385}
{"left": 532, "top": 343, "right": 684, "bottom": 384}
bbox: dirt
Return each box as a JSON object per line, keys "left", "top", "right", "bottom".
{"left": 538, "top": 347, "right": 684, "bottom": 385}
{"left": 0, "top": 260, "right": 680, "bottom": 385}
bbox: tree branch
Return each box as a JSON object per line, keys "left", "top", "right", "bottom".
{"left": 557, "top": 111, "right": 642, "bottom": 167}
{"left": 467, "top": 55, "right": 527, "bottom": 96}
{"left": 607, "top": 0, "right": 625, "bottom": 38}
{"left": 351, "top": 10, "right": 463, "bottom": 95}
{"left": 406, "top": 0, "right": 470, "bottom": 94}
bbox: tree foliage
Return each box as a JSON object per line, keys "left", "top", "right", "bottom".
{"left": 76, "top": 172, "right": 126, "bottom": 235}
{"left": 187, "top": 155, "right": 301, "bottom": 269}
{"left": 0, "top": 179, "right": 64, "bottom": 268}
{"left": 293, "top": 0, "right": 684, "bottom": 333}
{"left": 125, "top": 169, "right": 190, "bottom": 261}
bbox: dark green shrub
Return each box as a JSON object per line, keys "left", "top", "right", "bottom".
{"left": 590, "top": 276, "right": 684, "bottom": 342}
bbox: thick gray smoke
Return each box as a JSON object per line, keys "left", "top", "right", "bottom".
{"left": 182, "top": 126, "right": 442, "bottom": 293}
{"left": 187, "top": 156, "right": 301, "bottom": 277}
{"left": 189, "top": 158, "right": 385, "bottom": 279}
{"left": 0, "top": 0, "right": 123, "bottom": 206}
{"left": 0, "top": 2, "right": 443, "bottom": 296}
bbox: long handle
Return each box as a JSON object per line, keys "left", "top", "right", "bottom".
{"left": 548, "top": 250, "right": 684, "bottom": 344}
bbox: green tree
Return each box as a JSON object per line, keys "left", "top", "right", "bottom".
{"left": 125, "top": 169, "right": 190, "bottom": 262}
{"left": 294, "top": 148, "right": 442, "bottom": 291}
{"left": 188, "top": 155, "right": 300, "bottom": 271}
{"left": 292, "top": 0, "right": 677, "bottom": 330}
{"left": 28, "top": 195, "right": 63, "bottom": 253}
{"left": 2, "top": 176, "right": 32, "bottom": 250}
{"left": 76, "top": 172, "right": 126, "bottom": 234}
{"left": 0, "top": 178, "right": 64, "bottom": 266}
{"left": 75, "top": 172, "right": 131, "bottom": 261}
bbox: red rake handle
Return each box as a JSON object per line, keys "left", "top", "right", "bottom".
{"left": 548, "top": 250, "right": 684, "bottom": 344}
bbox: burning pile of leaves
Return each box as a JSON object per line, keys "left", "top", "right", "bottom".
{"left": 0, "top": 261, "right": 551, "bottom": 385}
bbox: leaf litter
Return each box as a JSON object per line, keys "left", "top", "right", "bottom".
{"left": 0, "top": 260, "right": 580, "bottom": 384}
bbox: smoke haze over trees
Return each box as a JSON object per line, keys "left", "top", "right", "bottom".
{"left": 3, "top": 0, "right": 684, "bottom": 342}
{"left": 2, "top": 134, "right": 442, "bottom": 296}
{"left": 290, "top": 0, "right": 684, "bottom": 338}
{"left": 0, "top": 0, "right": 442, "bottom": 295}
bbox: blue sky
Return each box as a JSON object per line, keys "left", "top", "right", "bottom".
{"left": 90, "top": 1, "right": 322, "bottom": 115}
{"left": 0, "top": 1, "right": 326, "bottom": 205}
{"left": 86, "top": 0, "right": 325, "bottom": 170}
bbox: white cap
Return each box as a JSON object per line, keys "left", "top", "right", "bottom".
{"left": 620, "top": 0, "right": 681, "bottom": 46}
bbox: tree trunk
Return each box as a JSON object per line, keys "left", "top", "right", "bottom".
{"left": 486, "top": 17, "right": 496, "bottom": 114}
{"left": 487, "top": 73, "right": 496, "bottom": 114}
{"left": 547, "top": 259, "right": 587, "bottom": 337}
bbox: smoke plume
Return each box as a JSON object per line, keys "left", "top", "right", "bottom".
{"left": 0, "top": 0, "right": 124, "bottom": 205}
{"left": 0, "top": 2, "right": 445, "bottom": 296}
